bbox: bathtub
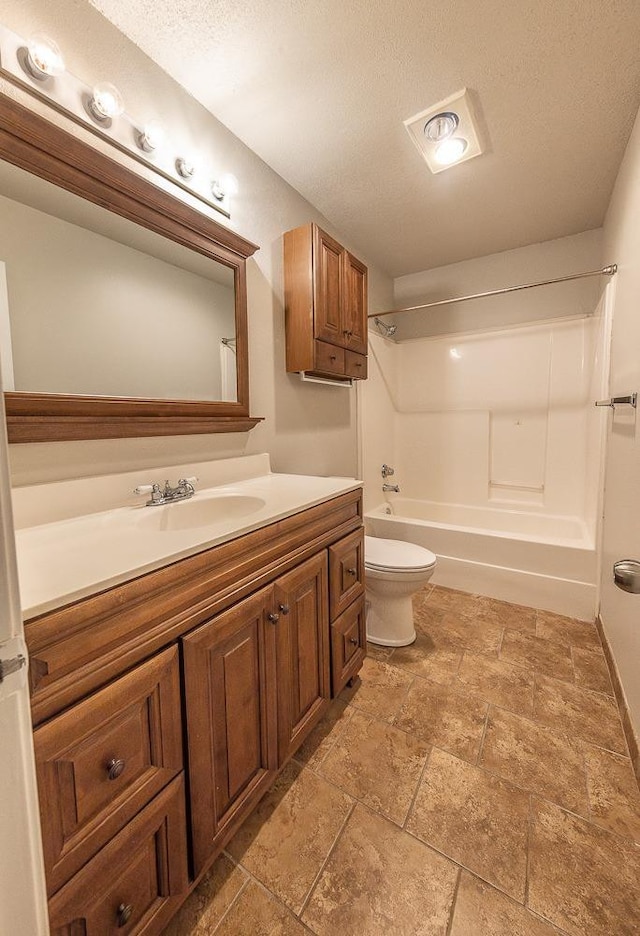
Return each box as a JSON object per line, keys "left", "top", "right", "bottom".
{"left": 365, "top": 497, "right": 597, "bottom": 620}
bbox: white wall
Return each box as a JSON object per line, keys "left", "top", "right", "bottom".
{"left": 1, "top": 0, "right": 393, "bottom": 486}
{"left": 600, "top": 104, "right": 640, "bottom": 740}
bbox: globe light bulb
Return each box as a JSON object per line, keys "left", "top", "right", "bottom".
{"left": 138, "top": 120, "right": 165, "bottom": 153}
{"left": 89, "top": 82, "right": 125, "bottom": 122}
{"left": 25, "top": 34, "right": 65, "bottom": 80}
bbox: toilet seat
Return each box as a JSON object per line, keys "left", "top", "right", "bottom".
{"left": 364, "top": 535, "right": 436, "bottom": 573}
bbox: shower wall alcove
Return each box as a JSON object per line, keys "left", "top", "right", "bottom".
{"left": 360, "top": 231, "right": 614, "bottom": 619}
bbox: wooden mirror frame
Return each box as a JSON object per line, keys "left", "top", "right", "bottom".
{"left": 0, "top": 95, "right": 262, "bottom": 443}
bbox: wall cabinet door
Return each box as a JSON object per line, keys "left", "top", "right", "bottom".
{"left": 274, "top": 552, "right": 330, "bottom": 763}
{"left": 183, "top": 588, "right": 278, "bottom": 876}
{"left": 342, "top": 251, "right": 368, "bottom": 354}
{"left": 313, "top": 227, "right": 344, "bottom": 345}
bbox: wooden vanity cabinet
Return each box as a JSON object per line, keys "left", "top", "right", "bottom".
{"left": 25, "top": 489, "right": 364, "bottom": 934}
{"left": 284, "top": 223, "right": 368, "bottom": 381}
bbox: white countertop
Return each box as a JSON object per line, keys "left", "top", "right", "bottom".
{"left": 15, "top": 470, "right": 362, "bottom": 619}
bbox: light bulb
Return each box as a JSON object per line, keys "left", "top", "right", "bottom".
{"left": 434, "top": 137, "right": 468, "bottom": 166}
{"left": 88, "top": 82, "right": 125, "bottom": 122}
{"left": 24, "top": 34, "right": 65, "bottom": 80}
{"left": 176, "top": 156, "right": 197, "bottom": 179}
{"left": 424, "top": 111, "right": 458, "bottom": 143}
{"left": 138, "top": 120, "right": 165, "bottom": 153}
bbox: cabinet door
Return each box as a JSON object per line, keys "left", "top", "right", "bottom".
{"left": 35, "top": 647, "right": 183, "bottom": 896}
{"left": 183, "top": 587, "right": 278, "bottom": 875}
{"left": 274, "top": 553, "right": 330, "bottom": 763}
{"left": 313, "top": 227, "right": 344, "bottom": 345}
{"left": 342, "top": 251, "right": 368, "bottom": 354}
{"left": 48, "top": 776, "right": 188, "bottom": 936}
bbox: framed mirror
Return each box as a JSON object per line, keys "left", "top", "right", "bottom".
{"left": 0, "top": 94, "right": 261, "bottom": 442}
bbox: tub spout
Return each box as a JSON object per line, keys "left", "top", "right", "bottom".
{"left": 382, "top": 483, "right": 400, "bottom": 493}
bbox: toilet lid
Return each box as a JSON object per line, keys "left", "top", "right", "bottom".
{"left": 365, "top": 535, "right": 436, "bottom": 572}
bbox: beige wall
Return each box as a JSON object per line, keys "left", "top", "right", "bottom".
{"left": 393, "top": 230, "right": 603, "bottom": 340}
{"left": 600, "top": 104, "right": 640, "bottom": 737}
{"left": 1, "top": 0, "right": 393, "bottom": 485}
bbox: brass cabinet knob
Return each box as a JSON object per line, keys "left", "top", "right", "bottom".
{"left": 106, "top": 758, "right": 126, "bottom": 781}
{"left": 330, "top": 354, "right": 336, "bottom": 361}
{"left": 278, "top": 604, "right": 290, "bottom": 615}
{"left": 349, "top": 637, "right": 359, "bottom": 645}
{"left": 346, "top": 567, "right": 357, "bottom": 577}
{"left": 267, "top": 612, "right": 280, "bottom": 624}
{"left": 116, "top": 903, "right": 133, "bottom": 927}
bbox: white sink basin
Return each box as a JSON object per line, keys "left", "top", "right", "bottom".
{"left": 135, "top": 493, "right": 267, "bottom": 532}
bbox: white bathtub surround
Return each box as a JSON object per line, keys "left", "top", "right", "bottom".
{"left": 366, "top": 500, "right": 596, "bottom": 620}
{"left": 12, "top": 454, "right": 361, "bottom": 617}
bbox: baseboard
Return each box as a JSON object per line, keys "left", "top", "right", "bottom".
{"left": 432, "top": 554, "right": 597, "bottom": 621}
{"left": 596, "top": 615, "right": 640, "bottom": 784}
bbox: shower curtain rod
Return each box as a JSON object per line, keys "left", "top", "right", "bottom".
{"left": 369, "top": 264, "right": 618, "bottom": 319}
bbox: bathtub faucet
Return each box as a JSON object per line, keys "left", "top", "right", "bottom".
{"left": 382, "top": 482, "right": 400, "bottom": 493}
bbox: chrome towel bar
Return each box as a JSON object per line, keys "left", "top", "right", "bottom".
{"left": 595, "top": 393, "right": 637, "bottom": 409}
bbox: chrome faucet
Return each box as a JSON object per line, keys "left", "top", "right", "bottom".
{"left": 382, "top": 482, "right": 400, "bottom": 493}
{"left": 381, "top": 464, "right": 395, "bottom": 479}
{"left": 134, "top": 477, "right": 198, "bottom": 506}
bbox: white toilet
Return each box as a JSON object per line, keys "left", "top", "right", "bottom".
{"left": 365, "top": 535, "right": 437, "bottom": 647}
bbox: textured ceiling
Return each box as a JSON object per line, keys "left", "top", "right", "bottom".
{"left": 88, "top": 0, "right": 640, "bottom": 277}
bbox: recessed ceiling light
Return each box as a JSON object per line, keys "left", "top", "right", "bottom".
{"left": 404, "top": 88, "right": 483, "bottom": 174}
{"left": 435, "top": 138, "right": 468, "bottom": 166}
{"left": 424, "top": 112, "right": 458, "bottom": 143}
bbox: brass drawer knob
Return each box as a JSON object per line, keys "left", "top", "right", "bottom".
{"left": 278, "top": 604, "right": 290, "bottom": 615}
{"left": 346, "top": 568, "right": 357, "bottom": 577}
{"left": 267, "top": 612, "right": 280, "bottom": 624}
{"left": 106, "top": 758, "right": 126, "bottom": 781}
{"left": 349, "top": 637, "right": 359, "bottom": 645}
{"left": 116, "top": 903, "right": 133, "bottom": 927}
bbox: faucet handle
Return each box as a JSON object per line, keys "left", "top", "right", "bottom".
{"left": 381, "top": 464, "right": 395, "bottom": 479}
{"left": 179, "top": 476, "right": 198, "bottom": 486}
{"left": 133, "top": 484, "right": 155, "bottom": 495}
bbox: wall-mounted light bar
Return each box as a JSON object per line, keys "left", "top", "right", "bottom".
{"left": 0, "top": 22, "right": 238, "bottom": 218}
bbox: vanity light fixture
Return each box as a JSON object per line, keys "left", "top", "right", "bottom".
{"left": 0, "top": 22, "right": 235, "bottom": 218}
{"left": 137, "top": 120, "right": 165, "bottom": 153}
{"left": 23, "top": 33, "right": 65, "bottom": 80}
{"left": 404, "top": 88, "right": 483, "bottom": 174}
{"left": 88, "top": 81, "right": 125, "bottom": 122}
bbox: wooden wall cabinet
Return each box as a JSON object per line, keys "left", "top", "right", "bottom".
{"left": 284, "top": 223, "right": 368, "bottom": 381}
{"left": 26, "top": 490, "right": 365, "bottom": 935}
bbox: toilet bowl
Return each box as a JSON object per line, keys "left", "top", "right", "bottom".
{"left": 365, "top": 535, "right": 437, "bottom": 647}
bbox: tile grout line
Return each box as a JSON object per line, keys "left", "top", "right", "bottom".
{"left": 523, "top": 793, "right": 534, "bottom": 908}
{"left": 475, "top": 702, "right": 491, "bottom": 766}
{"left": 296, "top": 798, "right": 358, "bottom": 920}
{"left": 444, "top": 867, "right": 462, "bottom": 936}
{"left": 210, "top": 875, "right": 252, "bottom": 935}
{"left": 402, "top": 745, "right": 433, "bottom": 830}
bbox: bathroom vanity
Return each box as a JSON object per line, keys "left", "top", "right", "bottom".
{"left": 15, "top": 459, "right": 365, "bottom": 933}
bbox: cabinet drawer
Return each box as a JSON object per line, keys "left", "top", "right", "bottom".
{"left": 329, "top": 528, "right": 365, "bottom": 621}
{"left": 314, "top": 340, "right": 345, "bottom": 376}
{"left": 344, "top": 350, "right": 367, "bottom": 379}
{"left": 331, "top": 595, "right": 366, "bottom": 695}
{"left": 35, "top": 647, "right": 183, "bottom": 896}
{"left": 48, "top": 775, "right": 189, "bottom": 935}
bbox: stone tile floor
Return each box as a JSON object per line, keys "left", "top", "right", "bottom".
{"left": 164, "top": 586, "right": 640, "bottom": 935}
